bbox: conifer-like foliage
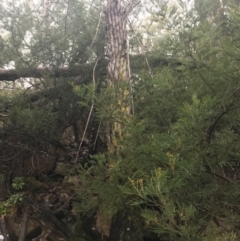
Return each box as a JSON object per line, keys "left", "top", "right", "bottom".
{"left": 1, "top": 0, "right": 240, "bottom": 240}
{"left": 75, "top": 1, "right": 240, "bottom": 240}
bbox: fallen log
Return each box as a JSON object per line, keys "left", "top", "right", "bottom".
{"left": 0, "top": 55, "right": 179, "bottom": 82}
{"left": 0, "top": 65, "right": 91, "bottom": 81}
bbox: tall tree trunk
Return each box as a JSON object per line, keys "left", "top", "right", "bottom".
{"left": 104, "top": 0, "right": 139, "bottom": 151}
{"left": 104, "top": 1, "right": 143, "bottom": 241}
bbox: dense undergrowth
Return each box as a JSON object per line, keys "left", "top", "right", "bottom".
{"left": 1, "top": 0, "right": 240, "bottom": 240}
{"left": 75, "top": 2, "right": 240, "bottom": 240}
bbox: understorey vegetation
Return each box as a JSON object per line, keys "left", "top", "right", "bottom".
{"left": 1, "top": 0, "right": 240, "bottom": 241}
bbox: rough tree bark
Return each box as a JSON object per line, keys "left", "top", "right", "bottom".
{"left": 104, "top": 1, "right": 143, "bottom": 241}
{"left": 105, "top": 0, "right": 139, "bottom": 84}
{"left": 104, "top": 0, "right": 140, "bottom": 149}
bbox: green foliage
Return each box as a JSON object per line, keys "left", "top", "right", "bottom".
{"left": 9, "top": 105, "right": 56, "bottom": 137}
{"left": 0, "top": 79, "right": 92, "bottom": 153}
{"left": 2, "top": 0, "right": 240, "bottom": 240}
{"left": 0, "top": 0, "right": 104, "bottom": 69}
{"left": 74, "top": 1, "right": 240, "bottom": 240}
{"left": 0, "top": 177, "right": 24, "bottom": 215}
{"left": 12, "top": 177, "right": 25, "bottom": 190}
{"left": 0, "top": 0, "right": 106, "bottom": 150}
{"left": 0, "top": 194, "right": 23, "bottom": 215}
